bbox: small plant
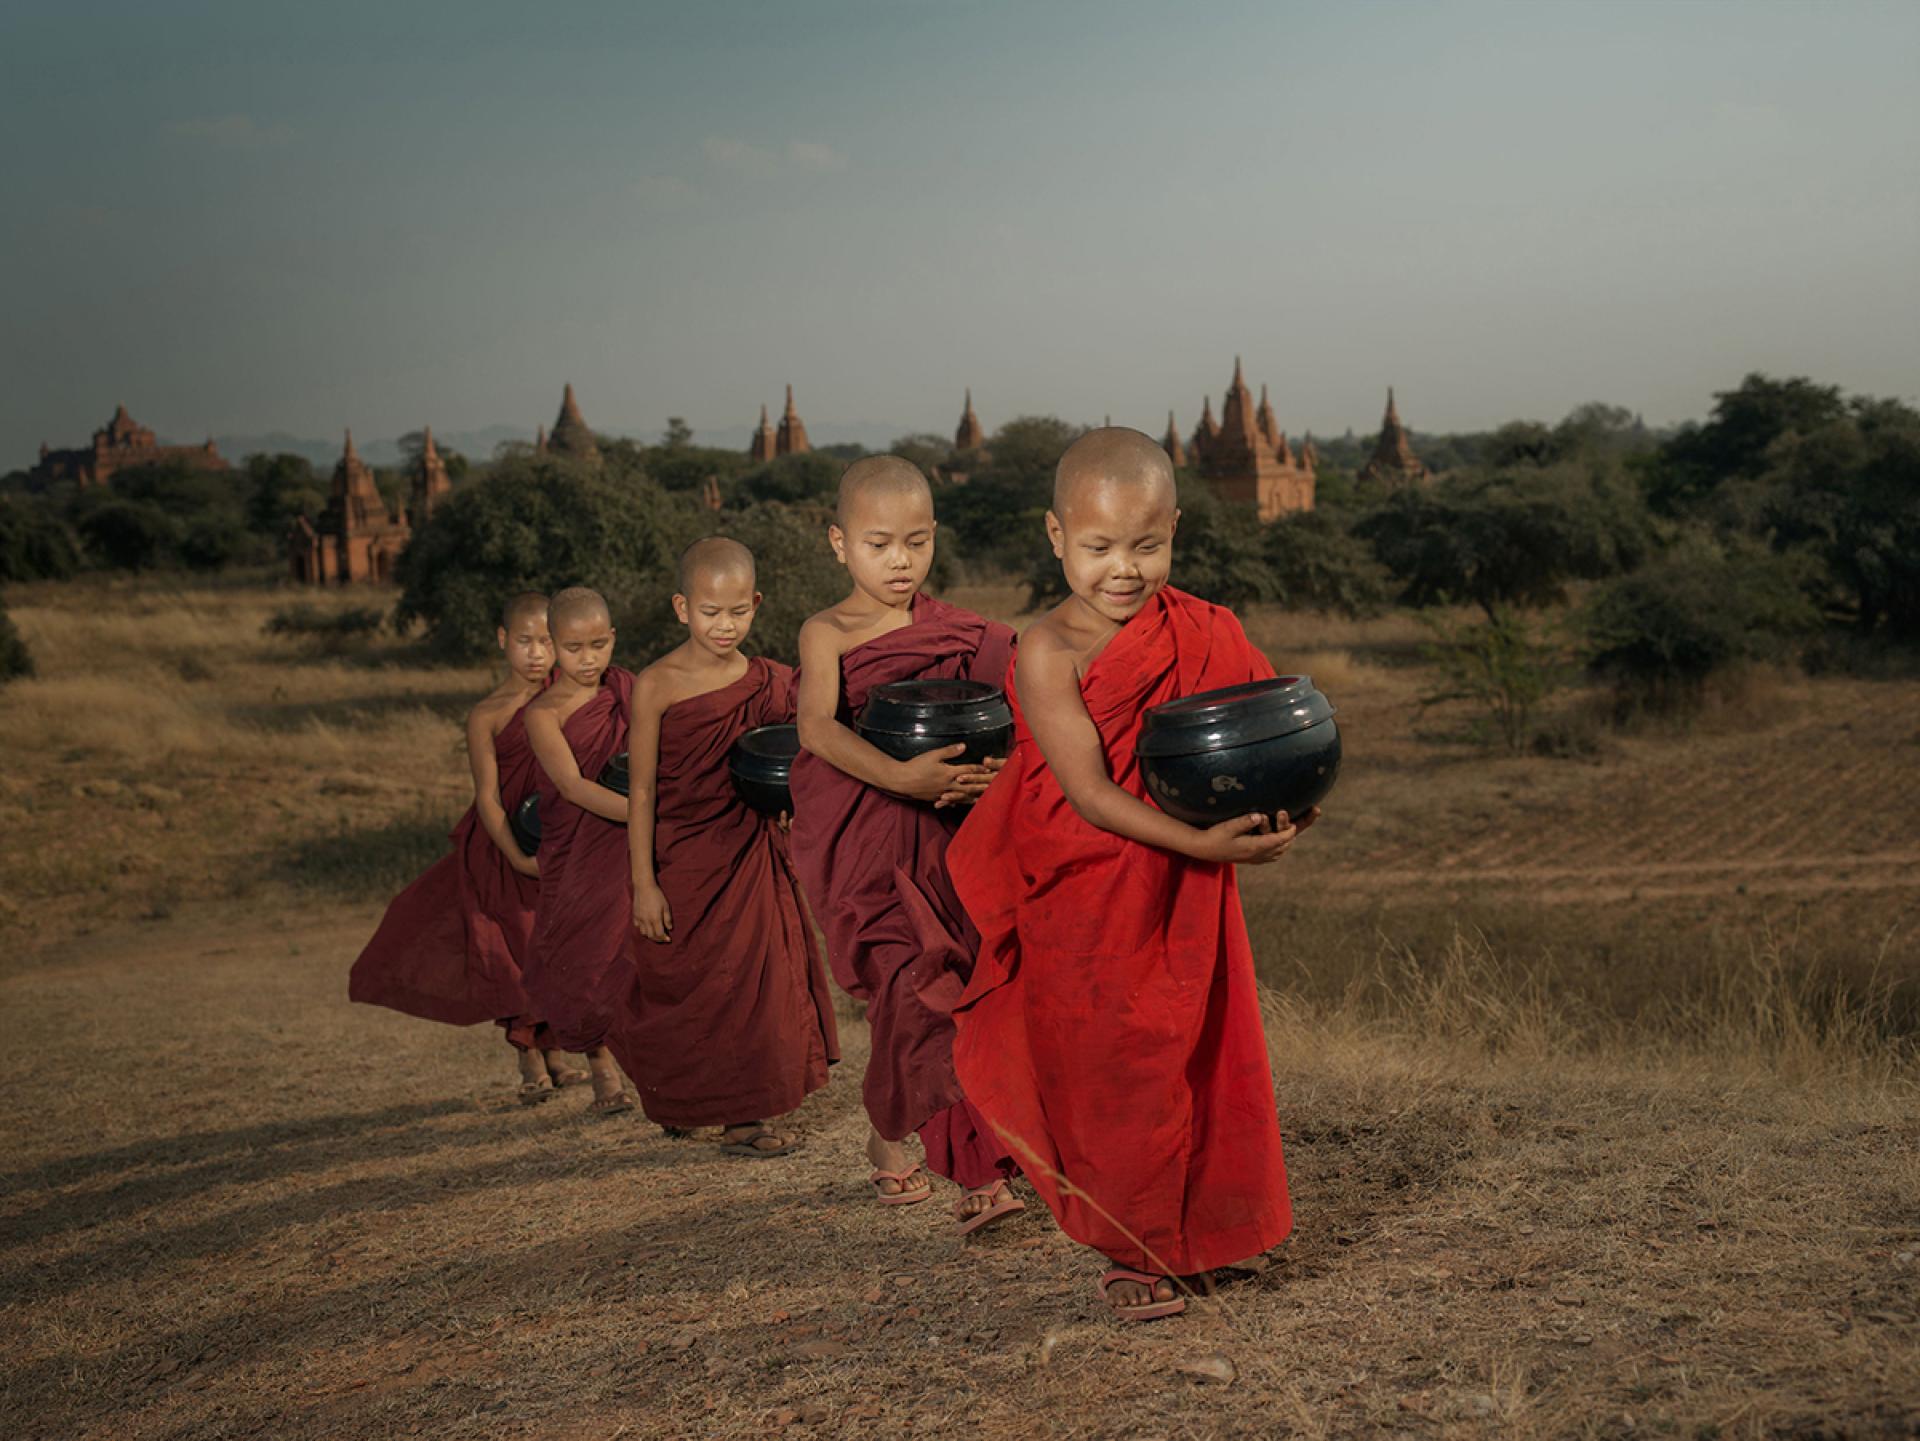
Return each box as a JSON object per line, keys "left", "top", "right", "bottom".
{"left": 0, "top": 602, "right": 33, "bottom": 685}
{"left": 263, "top": 603, "right": 386, "bottom": 654}
{"left": 1419, "top": 606, "right": 1569, "bottom": 754}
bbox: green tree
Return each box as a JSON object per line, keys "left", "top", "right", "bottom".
{"left": 1648, "top": 373, "right": 1847, "bottom": 514}
{"left": 730, "top": 451, "right": 843, "bottom": 507}
{"left": 0, "top": 601, "right": 31, "bottom": 685}
{"left": 1420, "top": 607, "right": 1569, "bottom": 754}
{"left": 1261, "top": 509, "right": 1389, "bottom": 617}
{"left": 0, "top": 496, "right": 82, "bottom": 582}
{"left": 244, "top": 453, "right": 327, "bottom": 537}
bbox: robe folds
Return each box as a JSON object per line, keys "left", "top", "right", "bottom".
{"left": 950, "top": 586, "right": 1293, "bottom": 1275}
{"left": 521, "top": 666, "right": 636, "bottom": 1055}
{"left": 349, "top": 704, "right": 549, "bottom": 1049}
{"left": 608, "top": 657, "right": 839, "bottom": 1127}
{"left": 788, "top": 593, "right": 1019, "bottom": 1188}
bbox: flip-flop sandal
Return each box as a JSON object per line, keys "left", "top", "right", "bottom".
{"left": 954, "top": 1179, "right": 1026, "bottom": 1237}
{"left": 719, "top": 1127, "right": 802, "bottom": 1159}
{"left": 517, "top": 1075, "right": 556, "bottom": 1106}
{"left": 869, "top": 1164, "right": 934, "bottom": 1206}
{"left": 589, "top": 1090, "right": 637, "bottom": 1115}
{"left": 1099, "top": 1268, "right": 1188, "bottom": 1322}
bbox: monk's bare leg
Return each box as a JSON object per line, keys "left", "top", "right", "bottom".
{"left": 586, "top": 1047, "right": 635, "bottom": 1113}
{"left": 866, "top": 1129, "right": 931, "bottom": 1202}
{"left": 542, "top": 1050, "right": 589, "bottom": 1087}
{"left": 719, "top": 1120, "right": 801, "bottom": 1157}
{"left": 515, "top": 1045, "right": 555, "bottom": 1104}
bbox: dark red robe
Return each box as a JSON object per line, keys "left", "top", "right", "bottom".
{"left": 521, "top": 666, "right": 636, "bottom": 1055}
{"left": 950, "top": 587, "right": 1293, "bottom": 1274}
{"left": 349, "top": 704, "right": 549, "bottom": 1050}
{"left": 789, "top": 593, "right": 1018, "bottom": 1189}
{"left": 607, "top": 658, "right": 839, "bottom": 1126}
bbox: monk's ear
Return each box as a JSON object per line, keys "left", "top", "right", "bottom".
{"left": 495, "top": 626, "right": 508, "bottom": 651}
{"left": 671, "top": 593, "right": 689, "bottom": 624}
{"left": 1044, "top": 509, "right": 1066, "bottom": 559}
{"left": 751, "top": 590, "right": 764, "bottom": 612}
{"left": 1170, "top": 507, "right": 1182, "bottom": 537}
{"left": 827, "top": 522, "right": 848, "bottom": 566}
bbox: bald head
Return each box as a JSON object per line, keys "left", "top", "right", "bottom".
{"left": 1052, "top": 427, "right": 1177, "bottom": 520}
{"left": 548, "top": 585, "right": 611, "bottom": 635}
{"left": 677, "top": 535, "right": 756, "bottom": 596}
{"left": 836, "top": 455, "right": 933, "bottom": 528}
{"left": 500, "top": 590, "right": 549, "bottom": 631}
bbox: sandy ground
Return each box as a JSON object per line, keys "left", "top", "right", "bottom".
{"left": 3, "top": 902, "right": 1915, "bottom": 1441}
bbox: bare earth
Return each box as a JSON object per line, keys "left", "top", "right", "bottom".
{"left": 2, "top": 580, "right": 1916, "bottom": 1438}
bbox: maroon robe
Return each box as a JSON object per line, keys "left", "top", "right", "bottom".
{"left": 349, "top": 704, "right": 549, "bottom": 1049}
{"left": 788, "top": 592, "right": 1018, "bottom": 1188}
{"left": 951, "top": 588, "right": 1292, "bottom": 1274}
{"left": 607, "top": 657, "right": 839, "bottom": 1126}
{"left": 521, "top": 666, "right": 636, "bottom": 1055}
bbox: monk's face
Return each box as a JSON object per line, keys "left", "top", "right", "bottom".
{"left": 551, "top": 609, "right": 615, "bottom": 688}
{"left": 497, "top": 610, "right": 553, "bottom": 686}
{"left": 829, "top": 488, "right": 936, "bottom": 608}
{"left": 1046, "top": 481, "right": 1179, "bottom": 623}
{"left": 673, "top": 566, "right": 760, "bottom": 659}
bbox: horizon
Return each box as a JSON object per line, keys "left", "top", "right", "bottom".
{"left": 4, "top": 1, "right": 1916, "bottom": 464}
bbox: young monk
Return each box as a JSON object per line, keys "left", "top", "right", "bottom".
{"left": 617, "top": 537, "right": 839, "bottom": 1153}
{"left": 949, "top": 427, "right": 1318, "bottom": 1320}
{"left": 349, "top": 592, "right": 589, "bottom": 1102}
{"left": 521, "top": 585, "right": 639, "bottom": 1115}
{"left": 789, "top": 456, "right": 1026, "bottom": 1235}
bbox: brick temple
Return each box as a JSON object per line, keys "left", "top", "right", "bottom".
{"left": 745, "top": 386, "right": 812, "bottom": 460}
{"left": 288, "top": 427, "right": 450, "bottom": 584}
{"left": 33, "top": 405, "right": 229, "bottom": 488}
{"left": 1185, "top": 358, "right": 1316, "bottom": 520}
{"left": 954, "top": 388, "right": 985, "bottom": 451}
{"left": 1356, "top": 388, "right": 1430, "bottom": 488}
{"left": 536, "top": 383, "right": 601, "bottom": 466}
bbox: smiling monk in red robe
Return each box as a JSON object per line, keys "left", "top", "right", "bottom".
{"left": 789, "top": 456, "right": 1026, "bottom": 1236}
{"left": 951, "top": 428, "right": 1317, "bottom": 1320}
{"left": 349, "top": 592, "right": 589, "bottom": 1102}
{"left": 616, "top": 538, "right": 838, "bottom": 1153}
{"left": 522, "top": 586, "right": 640, "bottom": 1115}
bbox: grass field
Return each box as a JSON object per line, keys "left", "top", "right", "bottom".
{"left": 1, "top": 576, "right": 1915, "bottom": 1439}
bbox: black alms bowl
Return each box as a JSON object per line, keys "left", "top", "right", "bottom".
{"left": 856, "top": 679, "right": 1014, "bottom": 766}
{"left": 510, "top": 792, "right": 542, "bottom": 856}
{"left": 1136, "top": 675, "right": 1340, "bottom": 828}
{"left": 730, "top": 724, "right": 799, "bottom": 817}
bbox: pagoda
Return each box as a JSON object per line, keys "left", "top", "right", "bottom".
{"left": 774, "top": 385, "right": 811, "bottom": 456}
{"left": 748, "top": 404, "right": 777, "bottom": 462}
{"left": 289, "top": 430, "right": 411, "bottom": 584}
{"left": 32, "top": 404, "right": 229, "bottom": 488}
{"left": 954, "top": 388, "right": 985, "bottom": 451}
{"left": 1194, "top": 357, "right": 1315, "bottom": 520}
{"left": 546, "top": 383, "right": 600, "bottom": 465}
{"left": 1189, "top": 395, "right": 1220, "bottom": 467}
{"left": 1356, "top": 388, "right": 1431, "bottom": 488}
{"left": 409, "top": 426, "right": 452, "bottom": 525}
{"left": 1161, "top": 411, "right": 1186, "bottom": 468}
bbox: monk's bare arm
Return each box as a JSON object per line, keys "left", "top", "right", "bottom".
{"left": 525, "top": 701, "right": 629, "bottom": 824}
{"left": 627, "top": 673, "right": 671, "bottom": 941}
{"left": 794, "top": 616, "right": 975, "bottom": 802}
{"left": 1017, "top": 631, "right": 1291, "bottom": 865}
{"left": 467, "top": 701, "right": 537, "bottom": 875}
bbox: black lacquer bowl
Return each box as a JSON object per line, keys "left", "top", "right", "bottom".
{"left": 856, "top": 679, "right": 1013, "bottom": 766}
{"left": 1135, "top": 675, "right": 1340, "bottom": 828}
{"left": 510, "top": 752, "right": 630, "bottom": 856}
{"left": 730, "top": 723, "right": 800, "bottom": 817}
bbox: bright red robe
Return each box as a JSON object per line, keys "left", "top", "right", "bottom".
{"left": 607, "top": 658, "right": 839, "bottom": 1127}
{"left": 950, "top": 587, "right": 1292, "bottom": 1274}
{"left": 349, "top": 704, "right": 549, "bottom": 1049}
{"left": 788, "top": 593, "right": 1019, "bottom": 1188}
{"left": 521, "top": 666, "right": 636, "bottom": 1055}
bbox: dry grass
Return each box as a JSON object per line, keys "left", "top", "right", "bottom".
{"left": 2, "top": 574, "right": 1917, "bottom": 1438}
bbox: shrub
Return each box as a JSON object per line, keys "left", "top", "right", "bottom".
{"left": 1582, "top": 537, "right": 1819, "bottom": 713}
{"left": 0, "top": 602, "right": 32, "bottom": 684}
{"left": 0, "top": 496, "right": 82, "bottom": 582}
{"left": 1419, "top": 607, "right": 1571, "bottom": 754}
{"left": 264, "top": 603, "right": 386, "bottom": 654}
{"left": 74, "top": 498, "right": 180, "bottom": 571}
{"left": 1261, "top": 510, "right": 1390, "bottom": 618}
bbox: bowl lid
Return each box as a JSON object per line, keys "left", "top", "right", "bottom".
{"left": 1135, "top": 675, "right": 1335, "bottom": 757}
{"left": 860, "top": 679, "right": 1011, "bottom": 736}
{"left": 732, "top": 723, "right": 800, "bottom": 767}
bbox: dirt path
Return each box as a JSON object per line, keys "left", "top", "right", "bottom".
{"left": 3, "top": 905, "right": 1915, "bottom": 1439}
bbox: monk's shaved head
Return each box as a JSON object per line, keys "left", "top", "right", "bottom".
{"left": 548, "top": 585, "right": 611, "bottom": 634}
{"left": 836, "top": 455, "right": 933, "bottom": 528}
{"left": 500, "top": 590, "right": 549, "bottom": 630}
{"left": 677, "top": 535, "right": 756, "bottom": 595}
{"left": 1052, "top": 427, "right": 1177, "bottom": 520}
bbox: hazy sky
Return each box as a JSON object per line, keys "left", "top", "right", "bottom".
{"left": 3, "top": 0, "right": 1915, "bottom": 460}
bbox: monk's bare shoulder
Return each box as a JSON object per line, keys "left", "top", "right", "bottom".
{"left": 798, "top": 607, "right": 864, "bottom": 661}
{"left": 467, "top": 688, "right": 523, "bottom": 741}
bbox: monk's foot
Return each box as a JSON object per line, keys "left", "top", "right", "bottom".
{"left": 719, "top": 1122, "right": 802, "bottom": 1159}
{"left": 585, "top": 1049, "right": 636, "bottom": 1115}
{"left": 542, "top": 1051, "right": 590, "bottom": 1088}
{"left": 1099, "top": 1268, "right": 1187, "bottom": 1322}
{"left": 866, "top": 1131, "right": 932, "bottom": 1205}
{"left": 953, "top": 1177, "right": 1026, "bottom": 1237}
{"left": 515, "top": 1047, "right": 555, "bottom": 1105}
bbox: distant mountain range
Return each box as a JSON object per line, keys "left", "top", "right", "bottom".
{"left": 210, "top": 420, "right": 924, "bottom": 469}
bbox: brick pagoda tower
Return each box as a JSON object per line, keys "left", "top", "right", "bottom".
{"left": 32, "top": 404, "right": 229, "bottom": 488}
{"left": 1189, "top": 395, "right": 1220, "bottom": 468}
{"left": 954, "top": 388, "right": 986, "bottom": 451}
{"left": 748, "top": 404, "right": 777, "bottom": 462}
{"left": 546, "top": 383, "right": 600, "bottom": 466}
{"left": 1356, "top": 388, "right": 1431, "bottom": 489}
{"left": 289, "top": 429, "right": 411, "bottom": 584}
{"left": 1161, "top": 411, "right": 1186, "bottom": 468}
{"left": 409, "top": 426, "right": 452, "bottom": 525}
{"left": 1195, "top": 357, "right": 1315, "bottom": 520}
{"left": 774, "top": 385, "right": 810, "bottom": 457}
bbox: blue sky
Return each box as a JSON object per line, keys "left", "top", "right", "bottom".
{"left": 2, "top": 0, "right": 1915, "bottom": 460}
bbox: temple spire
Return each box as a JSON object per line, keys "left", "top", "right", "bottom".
{"left": 775, "top": 384, "right": 811, "bottom": 456}
{"left": 955, "top": 386, "right": 985, "bottom": 451}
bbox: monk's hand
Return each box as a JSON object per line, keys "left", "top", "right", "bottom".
{"left": 937, "top": 759, "right": 1000, "bottom": 808}
{"left": 896, "top": 743, "right": 980, "bottom": 805}
{"left": 1193, "top": 811, "right": 1296, "bottom": 865}
{"left": 510, "top": 852, "right": 540, "bottom": 879}
{"left": 1282, "top": 806, "right": 1322, "bottom": 835}
{"left": 775, "top": 809, "right": 793, "bottom": 833}
{"left": 632, "top": 883, "right": 673, "bottom": 944}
